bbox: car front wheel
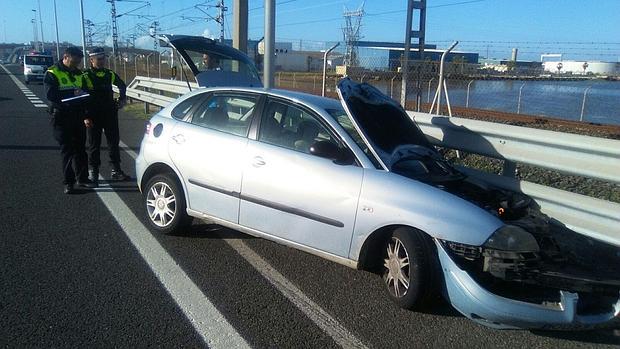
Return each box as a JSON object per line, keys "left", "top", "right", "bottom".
{"left": 144, "top": 173, "right": 192, "bottom": 234}
{"left": 382, "top": 227, "right": 437, "bottom": 310}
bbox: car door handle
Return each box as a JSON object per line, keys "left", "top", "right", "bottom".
{"left": 252, "top": 156, "right": 266, "bottom": 167}
{"left": 172, "top": 134, "right": 185, "bottom": 144}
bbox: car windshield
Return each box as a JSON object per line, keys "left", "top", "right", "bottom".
{"left": 25, "top": 56, "right": 53, "bottom": 65}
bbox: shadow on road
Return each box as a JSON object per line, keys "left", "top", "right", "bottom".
{"left": 167, "top": 222, "right": 256, "bottom": 240}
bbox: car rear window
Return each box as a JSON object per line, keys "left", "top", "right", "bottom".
{"left": 171, "top": 94, "right": 204, "bottom": 120}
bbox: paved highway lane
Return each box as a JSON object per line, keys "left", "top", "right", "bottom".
{"left": 1, "top": 64, "right": 618, "bottom": 348}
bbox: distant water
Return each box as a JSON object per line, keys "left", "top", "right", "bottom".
{"left": 396, "top": 79, "right": 620, "bottom": 126}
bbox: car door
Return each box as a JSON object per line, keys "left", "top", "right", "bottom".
{"left": 168, "top": 91, "right": 261, "bottom": 223}
{"left": 239, "top": 97, "right": 364, "bottom": 257}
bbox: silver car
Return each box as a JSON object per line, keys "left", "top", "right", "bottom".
{"left": 136, "top": 37, "right": 620, "bottom": 330}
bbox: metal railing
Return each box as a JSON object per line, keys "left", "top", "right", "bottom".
{"left": 120, "top": 76, "right": 620, "bottom": 246}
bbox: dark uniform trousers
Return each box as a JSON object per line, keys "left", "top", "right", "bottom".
{"left": 52, "top": 109, "right": 88, "bottom": 184}
{"left": 87, "top": 104, "right": 121, "bottom": 169}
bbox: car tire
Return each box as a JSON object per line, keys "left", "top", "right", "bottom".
{"left": 143, "top": 173, "right": 192, "bottom": 234}
{"left": 381, "top": 227, "right": 438, "bottom": 310}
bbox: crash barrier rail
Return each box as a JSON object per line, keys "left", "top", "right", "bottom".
{"left": 122, "top": 76, "right": 620, "bottom": 247}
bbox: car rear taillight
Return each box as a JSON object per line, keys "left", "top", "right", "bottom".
{"left": 145, "top": 121, "right": 152, "bottom": 134}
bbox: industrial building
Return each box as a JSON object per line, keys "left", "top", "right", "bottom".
{"left": 542, "top": 60, "right": 619, "bottom": 75}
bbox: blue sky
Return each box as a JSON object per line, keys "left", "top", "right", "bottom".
{"left": 2, "top": 0, "right": 619, "bottom": 61}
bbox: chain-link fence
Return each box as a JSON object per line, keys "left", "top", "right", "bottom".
{"left": 273, "top": 56, "right": 620, "bottom": 126}
{"left": 109, "top": 46, "right": 620, "bottom": 126}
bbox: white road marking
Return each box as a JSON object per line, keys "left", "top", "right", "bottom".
{"left": 94, "top": 176, "right": 251, "bottom": 349}
{"left": 1, "top": 64, "right": 52, "bottom": 111}
{"left": 225, "top": 239, "right": 368, "bottom": 349}
{"left": 3, "top": 64, "right": 250, "bottom": 347}
{"left": 4, "top": 63, "right": 367, "bottom": 348}
{"left": 121, "top": 142, "right": 368, "bottom": 349}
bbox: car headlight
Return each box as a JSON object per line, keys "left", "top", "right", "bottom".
{"left": 483, "top": 225, "right": 539, "bottom": 252}
{"left": 25, "top": 68, "right": 32, "bottom": 73}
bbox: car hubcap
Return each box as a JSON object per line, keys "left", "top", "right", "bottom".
{"left": 383, "top": 237, "right": 410, "bottom": 298}
{"left": 146, "top": 182, "right": 176, "bottom": 227}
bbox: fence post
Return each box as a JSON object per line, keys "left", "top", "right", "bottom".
{"left": 390, "top": 75, "right": 397, "bottom": 99}
{"left": 465, "top": 79, "right": 474, "bottom": 108}
{"left": 427, "top": 77, "right": 434, "bottom": 103}
{"left": 123, "top": 58, "right": 127, "bottom": 82}
{"left": 134, "top": 57, "right": 138, "bottom": 79}
{"left": 517, "top": 82, "right": 526, "bottom": 114}
{"left": 580, "top": 86, "right": 593, "bottom": 122}
{"left": 313, "top": 75, "right": 316, "bottom": 92}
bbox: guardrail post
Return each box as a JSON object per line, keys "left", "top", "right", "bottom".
{"left": 502, "top": 160, "right": 517, "bottom": 177}
{"left": 465, "top": 79, "right": 474, "bottom": 108}
{"left": 517, "top": 82, "right": 526, "bottom": 114}
{"left": 580, "top": 86, "right": 592, "bottom": 122}
{"left": 313, "top": 75, "right": 316, "bottom": 92}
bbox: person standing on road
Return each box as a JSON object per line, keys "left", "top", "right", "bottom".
{"left": 44, "top": 47, "right": 96, "bottom": 194}
{"left": 83, "top": 47, "right": 130, "bottom": 187}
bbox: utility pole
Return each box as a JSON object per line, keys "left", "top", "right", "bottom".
{"left": 401, "top": 0, "right": 426, "bottom": 111}
{"left": 182, "top": 1, "right": 227, "bottom": 43}
{"left": 31, "top": 9, "right": 39, "bottom": 51}
{"left": 79, "top": 0, "right": 87, "bottom": 67}
{"left": 217, "top": 0, "right": 227, "bottom": 43}
{"left": 149, "top": 21, "right": 160, "bottom": 50}
{"left": 53, "top": 0, "right": 60, "bottom": 60}
{"left": 108, "top": 0, "right": 119, "bottom": 70}
{"left": 37, "top": 0, "right": 45, "bottom": 51}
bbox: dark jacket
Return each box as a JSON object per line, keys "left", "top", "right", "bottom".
{"left": 43, "top": 60, "right": 87, "bottom": 113}
{"left": 83, "top": 67, "right": 126, "bottom": 107}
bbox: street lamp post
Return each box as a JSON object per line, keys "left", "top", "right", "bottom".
{"left": 53, "top": 0, "right": 61, "bottom": 60}
{"left": 78, "top": 0, "right": 88, "bottom": 68}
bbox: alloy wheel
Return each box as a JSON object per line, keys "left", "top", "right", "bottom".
{"left": 146, "top": 181, "right": 176, "bottom": 227}
{"left": 383, "top": 237, "right": 411, "bottom": 298}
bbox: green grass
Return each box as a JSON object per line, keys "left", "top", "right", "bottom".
{"left": 122, "top": 102, "right": 157, "bottom": 120}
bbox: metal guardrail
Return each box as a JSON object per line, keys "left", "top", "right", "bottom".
{"left": 122, "top": 76, "right": 620, "bottom": 246}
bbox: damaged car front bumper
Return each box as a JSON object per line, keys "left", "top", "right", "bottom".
{"left": 435, "top": 240, "right": 620, "bottom": 329}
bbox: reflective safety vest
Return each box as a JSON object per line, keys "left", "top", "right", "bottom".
{"left": 46, "top": 65, "right": 84, "bottom": 92}
{"left": 82, "top": 68, "right": 118, "bottom": 103}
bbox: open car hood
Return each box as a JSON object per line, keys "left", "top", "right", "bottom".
{"left": 336, "top": 77, "right": 435, "bottom": 170}
{"left": 159, "top": 34, "right": 262, "bottom": 88}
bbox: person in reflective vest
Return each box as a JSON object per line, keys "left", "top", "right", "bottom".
{"left": 44, "top": 46, "right": 96, "bottom": 194}
{"left": 82, "top": 47, "right": 130, "bottom": 186}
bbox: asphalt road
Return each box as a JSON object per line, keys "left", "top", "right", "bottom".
{"left": 1, "top": 63, "right": 618, "bottom": 348}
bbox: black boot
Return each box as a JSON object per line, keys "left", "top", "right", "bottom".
{"left": 88, "top": 168, "right": 99, "bottom": 187}
{"left": 110, "top": 168, "right": 130, "bottom": 181}
{"left": 77, "top": 178, "right": 97, "bottom": 189}
{"left": 64, "top": 184, "right": 75, "bottom": 194}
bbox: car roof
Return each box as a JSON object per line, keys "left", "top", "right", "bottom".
{"left": 191, "top": 86, "right": 343, "bottom": 111}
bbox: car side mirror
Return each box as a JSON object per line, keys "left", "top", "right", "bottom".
{"left": 309, "top": 140, "right": 355, "bottom": 165}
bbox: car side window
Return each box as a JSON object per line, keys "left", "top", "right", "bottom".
{"left": 190, "top": 94, "right": 257, "bottom": 137}
{"left": 171, "top": 94, "right": 204, "bottom": 120}
{"left": 259, "top": 100, "right": 338, "bottom": 154}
